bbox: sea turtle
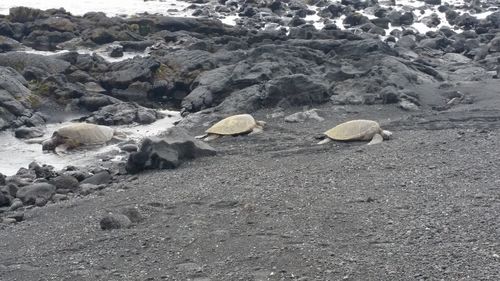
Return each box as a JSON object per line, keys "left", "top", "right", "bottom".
{"left": 196, "top": 114, "right": 266, "bottom": 141}
{"left": 317, "top": 119, "right": 392, "bottom": 145}
{"left": 42, "top": 123, "right": 126, "bottom": 152}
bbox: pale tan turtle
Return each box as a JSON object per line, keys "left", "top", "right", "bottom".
{"left": 318, "top": 119, "right": 392, "bottom": 145}
{"left": 196, "top": 114, "right": 266, "bottom": 141}
{"left": 42, "top": 123, "right": 126, "bottom": 152}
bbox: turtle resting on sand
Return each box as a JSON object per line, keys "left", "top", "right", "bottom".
{"left": 318, "top": 119, "right": 392, "bottom": 145}
{"left": 42, "top": 123, "right": 125, "bottom": 152}
{"left": 196, "top": 114, "right": 266, "bottom": 141}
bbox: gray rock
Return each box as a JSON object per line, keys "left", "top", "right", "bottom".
{"left": 284, "top": 109, "right": 324, "bottom": 123}
{"left": 6, "top": 211, "right": 24, "bottom": 222}
{"left": 83, "top": 102, "right": 163, "bottom": 125}
{"left": 0, "top": 35, "right": 23, "bottom": 52}
{"left": 111, "top": 80, "right": 152, "bottom": 102}
{"left": 80, "top": 171, "right": 111, "bottom": 186}
{"left": 100, "top": 213, "right": 132, "bottom": 230}
{"left": 52, "top": 194, "right": 69, "bottom": 202}
{"left": 2, "top": 218, "right": 17, "bottom": 224}
{"left": 334, "top": 39, "right": 395, "bottom": 58}
{"left": 215, "top": 85, "right": 263, "bottom": 114}
{"left": 109, "top": 45, "right": 124, "bottom": 58}
{"left": 9, "top": 7, "right": 46, "bottom": 23}
{"left": 14, "top": 126, "right": 44, "bottom": 139}
{"left": 79, "top": 183, "right": 99, "bottom": 196}
{"left": 16, "top": 183, "right": 56, "bottom": 205}
{"left": 263, "top": 74, "right": 329, "bottom": 107}
{"left": 28, "top": 162, "right": 55, "bottom": 179}
{"left": 0, "top": 52, "right": 70, "bottom": 75}
{"left": 0, "top": 191, "right": 10, "bottom": 207}
{"left": 35, "top": 197, "right": 48, "bottom": 207}
{"left": 49, "top": 175, "right": 79, "bottom": 191}
{"left": 100, "top": 57, "right": 160, "bottom": 89}
{"left": 120, "top": 143, "right": 139, "bottom": 153}
{"left": 9, "top": 198, "right": 23, "bottom": 211}
{"left": 78, "top": 95, "right": 119, "bottom": 112}
{"left": 126, "top": 127, "right": 216, "bottom": 174}
{"left": 120, "top": 207, "right": 143, "bottom": 223}
{"left": 399, "top": 100, "right": 420, "bottom": 111}
{"left": 2, "top": 183, "right": 18, "bottom": 197}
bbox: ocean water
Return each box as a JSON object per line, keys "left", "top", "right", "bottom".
{"left": 0, "top": 111, "right": 181, "bottom": 176}
{"left": 0, "top": 0, "right": 190, "bottom": 17}
{"left": 0, "top": 0, "right": 494, "bottom": 31}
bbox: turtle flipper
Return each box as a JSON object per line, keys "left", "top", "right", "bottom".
{"left": 195, "top": 134, "right": 208, "bottom": 139}
{"left": 203, "top": 134, "right": 221, "bottom": 142}
{"left": 317, "top": 138, "right": 332, "bottom": 145}
{"left": 248, "top": 126, "right": 263, "bottom": 135}
{"left": 112, "top": 130, "right": 128, "bottom": 141}
{"left": 55, "top": 144, "right": 70, "bottom": 155}
{"left": 367, "top": 133, "right": 383, "bottom": 145}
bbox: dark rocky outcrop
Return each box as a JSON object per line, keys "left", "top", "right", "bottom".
{"left": 82, "top": 102, "right": 164, "bottom": 125}
{"left": 126, "top": 127, "right": 216, "bottom": 174}
{"left": 15, "top": 183, "right": 56, "bottom": 205}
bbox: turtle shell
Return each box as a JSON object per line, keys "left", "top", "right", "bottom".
{"left": 56, "top": 123, "right": 114, "bottom": 145}
{"left": 324, "top": 120, "right": 381, "bottom": 141}
{"left": 206, "top": 114, "right": 257, "bottom": 136}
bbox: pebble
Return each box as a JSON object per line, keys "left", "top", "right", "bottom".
{"left": 7, "top": 212, "right": 24, "bottom": 222}
{"left": 100, "top": 213, "right": 132, "bottom": 230}
{"left": 9, "top": 199, "right": 23, "bottom": 211}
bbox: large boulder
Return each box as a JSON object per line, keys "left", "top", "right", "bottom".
{"left": 334, "top": 39, "right": 396, "bottom": 58}
{"left": 0, "top": 66, "right": 40, "bottom": 130}
{"left": 181, "top": 65, "right": 235, "bottom": 112}
{"left": 100, "top": 57, "right": 160, "bottom": 89}
{"left": 14, "top": 126, "right": 44, "bottom": 139}
{"left": 0, "top": 36, "right": 23, "bottom": 52}
{"left": 83, "top": 102, "right": 164, "bottom": 125}
{"left": 16, "top": 183, "right": 56, "bottom": 205}
{"left": 262, "top": 74, "right": 329, "bottom": 107}
{"left": 126, "top": 127, "right": 216, "bottom": 174}
{"left": 8, "top": 7, "right": 47, "bottom": 23}
{"left": 0, "top": 52, "right": 70, "bottom": 75}
{"left": 49, "top": 175, "right": 79, "bottom": 191}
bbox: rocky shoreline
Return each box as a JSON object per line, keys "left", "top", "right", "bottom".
{"left": 0, "top": 2, "right": 500, "bottom": 278}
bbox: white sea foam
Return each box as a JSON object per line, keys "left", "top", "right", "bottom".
{"left": 0, "top": 0, "right": 191, "bottom": 17}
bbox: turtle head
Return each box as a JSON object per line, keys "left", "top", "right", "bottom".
{"left": 256, "top": 120, "right": 266, "bottom": 128}
{"left": 381, "top": 130, "right": 393, "bottom": 140}
{"left": 42, "top": 133, "right": 65, "bottom": 151}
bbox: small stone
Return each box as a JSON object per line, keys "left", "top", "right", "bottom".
{"left": 120, "top": 207, "right": 143, "bottom": 223}
{"left": 52, "top": 194, "right": 69, "bottom": 202}
{"left": 2, "top": 218, "right": 17, "bottom": 224}
{"left": 50, "top": 175, "right": 79, "bottom": 191}
{"left": 399, "top": 100, "right": 419, "bottom": 111}
{"left": 9, "top": 199, "right": 23, "bottom": 211}
{"left": 14, "top": 127, "right": 44, "bottom": 139}
{"left": 285, "top": 109, "right": 324, "bottom": 123}
{"left": 7, "top": 212, "right": 24, "bottom": 222}
{"left": 81, "top": 171, "right": 111, "bottom": 185}
{"left": 0, "top": 192, "right": 10, "bottom": 207}
{"left": 16, "top": 183, "right": 56, "bottom": 205}
{"left": 120, "top": 144, "right": 138, "bottom": 153}
{"left": 100, "top": 213, "right": 132, "bottom": 230}
{"left": 109, "top": 45, "right": 124, "bottom": 58}
{"left": 35, "top": 197, "right": 48, "bottom": 207}
{"left": 79, "top": 183, "right": 99, "bottom": 196}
